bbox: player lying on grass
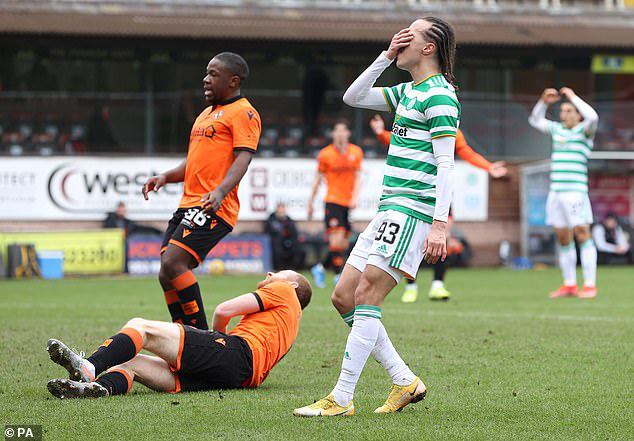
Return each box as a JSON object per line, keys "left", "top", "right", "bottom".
{"left": 45, "top": 270, "right": 311, "bottom": 399}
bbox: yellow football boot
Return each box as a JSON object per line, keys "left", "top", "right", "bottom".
{"left": 293, "top": 394, "right": 354, "bottom": 417}
{"left": 401, "top": 285, "right": 418, "bottom": 303}
{"left": 374, "top": 377, "right": 427, "bottom": 413}
{"left": 428, "top": 286, "right": 450, "bottom": 301}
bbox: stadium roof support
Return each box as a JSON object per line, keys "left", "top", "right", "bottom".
{"left": 1, "top": 0, "right": 634, "bottom": 47}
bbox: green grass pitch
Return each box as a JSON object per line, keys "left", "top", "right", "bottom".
{"left": 1, "top": 267, "right": 632, "bottom": 440}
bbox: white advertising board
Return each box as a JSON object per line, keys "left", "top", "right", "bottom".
{"left": 0, "top": 157, "right": 487, "bottom": 222}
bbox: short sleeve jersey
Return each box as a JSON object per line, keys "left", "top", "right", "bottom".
{"left": 316, "top": 144, "right": 363, "bottom": 207}
{"left": 229, "top": 281, "right": 302, "bottom": 387}
{"left": 179, "top": 96, "right": 262, "bottom": 227}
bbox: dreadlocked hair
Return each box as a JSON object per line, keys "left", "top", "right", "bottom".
{"left": 422, "top": 17, "right": 458, "bottom": 91}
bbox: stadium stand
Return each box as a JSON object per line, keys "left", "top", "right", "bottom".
{"left": 1, "top": 0, "right": 633, "bottom": 266}
{"left": 1, "top": 0, "right": 633, "bottom": 157}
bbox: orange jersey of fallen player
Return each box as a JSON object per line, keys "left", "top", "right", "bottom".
{"left": 317, "top": 143, "right": 363, "bottom": 207}
{"left": 179, "top": 96, "right": 261, "bottom": 227}
{"left": 377, "top": 129, "right": 492, "bottom": 171}
{"left": 229, "top": 281, "right": 302, "bottom": 388}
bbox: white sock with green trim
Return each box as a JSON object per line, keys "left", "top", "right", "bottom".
{"left": 340, "top": 310, "right": 354, "bottom": 327}
{"left": 372, "top": 322, "right": 416, "bottom": 386}
{"left": 339, "top": 310, "right": 415, "bottom": 386}
{"left": 558, "top": 243, "right": 577, "bottom": 286}
{"left": 580, "top": 239, "right": 597, "bottom": 287}
{"left": 332, "top": 305, "right": 382, "bottom": 407}
{"left": 339, "top": 310, "right": 415, "bottom": 387}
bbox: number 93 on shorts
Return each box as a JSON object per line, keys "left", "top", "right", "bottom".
{"left": 347, "top": 210, "right": 430, "bottom": 283}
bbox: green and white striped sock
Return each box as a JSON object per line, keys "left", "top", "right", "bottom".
{"left": 340, "top": 310, "right": 354, "bottom": 327}
{"left": 354, "top": 304, "right": 382, "bottom": 320}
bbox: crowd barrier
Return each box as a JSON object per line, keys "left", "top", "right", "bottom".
{"left": 1, "top": 230, "right": 272, "bottom": 277}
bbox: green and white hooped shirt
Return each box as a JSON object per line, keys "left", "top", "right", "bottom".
{"left": 548, "top": 122, "right": 594, "bottom": 194}
{"left": 380, "top": 74, "right": 461, "bottom": 224}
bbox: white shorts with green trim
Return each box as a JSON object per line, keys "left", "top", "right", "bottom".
{"left": 346, "top": 209, "right": 431, "bottom": 283}
{"left": 546, "top": 191, "right": 593, "bottom": 229}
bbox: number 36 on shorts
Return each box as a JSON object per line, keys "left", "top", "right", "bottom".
{"left": 181, "top": 207, "right": 213, "bottom": 228}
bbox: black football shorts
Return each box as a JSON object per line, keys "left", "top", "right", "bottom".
{"left": 173, "top": 325, "right": 253, "bottom": 392}
{"left": 325, "top": 202, "right": 351, "bottom": 234}
{"left": 160, "top": 207, "right": 232, "bottom": 265}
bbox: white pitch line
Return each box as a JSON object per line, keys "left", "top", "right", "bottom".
{"left": 4, "top": 303, "right": 632, "bottom": 324}
{"left": 309, "top": 305, "right": 634, "bottom": 323}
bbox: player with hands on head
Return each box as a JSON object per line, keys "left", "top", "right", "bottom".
{"left": 528, "top": 86, "right": 599, "bottom": 298}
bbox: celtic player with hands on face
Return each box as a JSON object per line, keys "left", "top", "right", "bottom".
{"left": 370, "top": 114, "right": 507, "bottom": 302}
{"left": 294, "top": 17, "right": 460, "bottom": 417}
{"left": 528, "top": 86, "right": 599, "bottom": 298}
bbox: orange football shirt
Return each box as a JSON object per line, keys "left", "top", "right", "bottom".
{"left": 229, "top": 281, "right": 302, "bottom": 387}
{"left": 179, "top": 96, "right": 261, "bottom": 227}
{"left": 377, "top": 129, "right": 492, "bottom": 171}
{"left": 317, "top": 144, "right": 363, "bottom": 207}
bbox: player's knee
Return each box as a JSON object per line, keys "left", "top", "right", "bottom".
{"left": 331, "top": 289, "right": 342, "bottom": 309}
{"left": 556, "top": 230, "right": 573, "bottom": 246}
{"left": 331, "top": 286, "right": 351, "bottom": 314}
{"left": 574, "top": 226, "right": 590, "bottom": 242}
{"left": 125, "top": 317, "right": 147, "bottom": 333}
{"left": 160, "top": 253, "right": 188, "bottom": 280}
{"left": 108, "top": 363, "right": 134, "bottom": 376}
{"left": 158, "top": 267, "right": 171, "bottom": 287}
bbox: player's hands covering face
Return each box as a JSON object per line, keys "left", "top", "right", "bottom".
{"left": 385, "top": 28, "right": 414, "bottom": 61}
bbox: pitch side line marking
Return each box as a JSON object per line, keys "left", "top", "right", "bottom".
{"left": 310, "top": 306, "right": 633, "bottom": 323}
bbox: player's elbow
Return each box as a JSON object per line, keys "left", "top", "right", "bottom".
{"left": 587, "top": 112, "right": 599, "bottom": 125}
{"left": 213, "top": 303, "right": 231, "bottom": 320}
{"left": 435, "top": 155, "right": 454, "bottom": 170}
{"left": 342, "top": 89, "right": 358, "bottom": 107}
{"left": 528, "top": 115, "right": 537, "bottom": 127}
{"left": 438, "top": 158, "right": 454, "bottom": 169}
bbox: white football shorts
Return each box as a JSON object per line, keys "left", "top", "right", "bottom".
{"left": 545, "top": 191, "right": 593, "bottom": 229}
{"left": 346, "top": 209, "right": 431, "bottom": 283}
